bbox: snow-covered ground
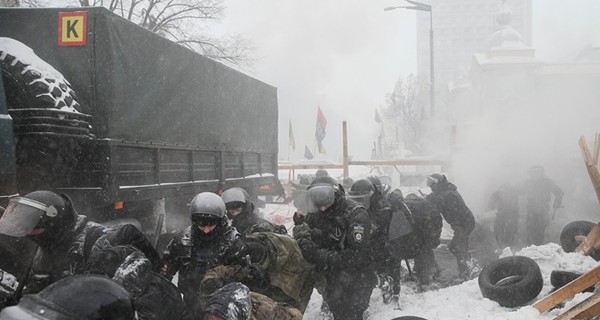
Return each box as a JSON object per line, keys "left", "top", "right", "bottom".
{"left": 262, "top": 203, "right": 600, "bottom": 320}
{"left": 301, "top": 244, "right": 599, "bottom": 320}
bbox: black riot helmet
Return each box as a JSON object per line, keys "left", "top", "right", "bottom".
{"left": 221, "top": 188, "right": 247, "bottom": 213}
{"left": 0, "top": 191, "right": 76, "bottom": 242}
{"left": 426, "top": 173, "right": 447, "bottom": 192}
{"left": 306, "top": 183, "right": 337, "bottom": 213}
{"left": 315, "top": 169, "right": 329, "bottom": 178}
{"left": 366, "top": 175, "right": 383, "bottom": 194}
{"left": 348, "top": 179, "right": 374, "bottom": 210}
{"left": 0, "top": 274, "right": 135, "bottom": 320}
{"left": 189, "top": 192, "right": 227, "bottom": 230}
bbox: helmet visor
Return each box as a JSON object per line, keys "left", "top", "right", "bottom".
{"left": 192, "top": 215, "right": 221, "bottom": 227}
{"left": 307, "top": 185, "right": 335, "bottom": 212}
{"left": 347, "top": 193, "right": 371, "bottom": 210}
{"left": 0, "top": 305, "right": 38, "bottom": 320}
{"left": 0, "top": 197, "right": 51, "bottom": 237}
{"left": 426, "top": 176, "right": 438, "bottom": 187}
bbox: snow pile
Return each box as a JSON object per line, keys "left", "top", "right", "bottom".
{"left": 301, "top": 243, "right": 600, "bottom": 320}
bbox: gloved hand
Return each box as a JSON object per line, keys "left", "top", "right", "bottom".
{"left": 246, "top": 264, "right": 270, "bottom": 288}
{"left": 293, "top": 211, "right": 305, "bottom": 225}
{"left": 296, "top": 238, "right": 317, "bottom": 256}
{"left": 309, "top": 228, "right": 323, "bottom": 242}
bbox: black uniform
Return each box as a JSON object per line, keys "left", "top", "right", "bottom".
{"left": 427, "top": 176, "right": 475, "bottom": 280}
{"left": 294, "top": 185, "right": 375, "bottom": 320}
{"left": 0, "top": 191, "right": 161, "bottom": 295}
{"left": 392, "top": 192, "right": 443, "bottom": 286}
{"left": 522, "top": 171, "right": 563, "bottom": 245}
{"left": 489, "top": 184, "right": 519, "bottom": 247}
{"left": 88, "top": 244, "right": 186, "bottom": 320}
{"left": 230, "top": 200, "right": 286, "bottom": 236}
{"left": 27, "top": 219, "right": 160, "bottom": 294}
{"left": 367, "top": 192, "right": 400, "bottom": 300}
{"left": 162, "top": 223, "right": 247, "bottom": 315}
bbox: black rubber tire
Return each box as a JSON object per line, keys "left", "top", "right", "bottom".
{"left": 560, "top": 220, "right": 600, "bottom": 261}
{"left": 550, "top": 270, "right": 594, "bottom": 293}
{"left": 478, "top": 256, "right": 543, "bottom": 308}
{"left": 0, "top": 47, "right": 81, "bottom": 111}
{"left": 390, "top": 317, "right": 428, "bottom": 320}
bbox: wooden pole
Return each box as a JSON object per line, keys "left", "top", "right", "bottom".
{"left": 576, "top": 135, "right": 600, "bottom": 255}
{"left": 578, "top": 136, "right": 600, "bottom": 210}
{"left": 343, "top": 121, "right": 349, "bottom": 179}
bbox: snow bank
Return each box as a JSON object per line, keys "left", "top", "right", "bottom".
{"left": 301, "top": 243, "right": 600, "bottom": 320}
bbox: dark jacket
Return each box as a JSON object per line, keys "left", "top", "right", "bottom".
{"left": 26, "top": 217, "right": 160, "bottom": 294}
{"left": 522, "top": 177, "right": 564, "bottom": 213}
{"left": 368, "top": 193, "right": 393, "bottom": 247}
{"left": 294, "top": 196, "right": 374, "bottom": 275}
{"left": 427, "top": 182, "right": 475, "bottom": 230}
{"left": 162, "top": 222, "right": 247, "bottom": 314}
{"left": 200, "top": 232, "right": 314, "bottom": 313}
{"left": 88, "top": 245, "right": 186, "bottom": 320}
{"left": 231, "top": 201, "right": 287, "bottom": 236}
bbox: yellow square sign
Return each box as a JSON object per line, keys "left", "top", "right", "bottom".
{"left": 58, "top": 11, "right": 87, "bottom": 46}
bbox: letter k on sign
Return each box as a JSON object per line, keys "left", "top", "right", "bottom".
{"left": 58, "top": 11, "right": 87, "bottom": 46}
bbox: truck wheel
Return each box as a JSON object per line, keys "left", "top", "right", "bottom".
{"left": 0, "top": 38, "right": 81, "bottom": 111}
{"left": 478, "top": 256, "right": 543, "bottom": 308}
{"left": 560, "top": 221, "right": 600, "bottom": 261}
{"left": 550, "top": 270, "right": 594, "bottom": 293}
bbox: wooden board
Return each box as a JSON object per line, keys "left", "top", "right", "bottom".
{"left": 577, "top": 223, "right": 600, "bottom": 255}
{"left": 554, "top": 291, "right": 600, "bottom": 320}
{"left": 534, "top": 264, "right": 600, "bottom": 314}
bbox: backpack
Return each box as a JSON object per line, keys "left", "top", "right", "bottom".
{"left": 386, "top": 191, "right": 442, "bottom": 260}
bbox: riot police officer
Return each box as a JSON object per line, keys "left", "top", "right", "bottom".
{"left": 426, "top": 174, "right": 475, "bottom": 281}
{"left": 294, "top": 181, "right": 375, "bottom": 320}
{"left": 0, "top": 190, "right": 161, "bottom": 294}
{"left": 221, "top": 187, "right": 286, "bottom": 236}
{"left": 161, "top": 192, "right": 247, "bottom": 316}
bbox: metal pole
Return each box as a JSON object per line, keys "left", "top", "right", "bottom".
{"left": 429, "top": 9, "right": 435, "bottom": 118}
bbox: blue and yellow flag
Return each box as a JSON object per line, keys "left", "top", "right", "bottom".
{"left": 289, "top": 120, "right": 296, "bottom": 150}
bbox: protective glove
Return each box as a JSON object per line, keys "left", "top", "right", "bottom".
{"left": 296, "top": 238, "right": 317, "bottom": 257}
{"left": 246, "top": 264, "right": 270, "bottom": 288}
{"left": 309, "top": 228, "right": 324, "bottom": 243}
{"left": 293, "top": 211, "right": 305, "bottom": 225}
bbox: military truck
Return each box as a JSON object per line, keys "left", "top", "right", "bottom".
{"left": 0, "top": 7, "right": 283, "bottom": 238}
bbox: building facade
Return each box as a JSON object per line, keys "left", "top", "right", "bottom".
{"left": 416, "top": 0, "right": 532, "bottom": 85}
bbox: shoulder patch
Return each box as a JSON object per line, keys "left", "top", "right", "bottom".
{"left": 351, "top": 224, "right": 365, "bottom": 243}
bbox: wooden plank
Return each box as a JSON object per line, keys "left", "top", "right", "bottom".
{"left": 593, "top": 133, "right": 600, "bottom": 165}
{"left": 578, "top": 222, "right": 600, "bottom": 255}
{"left": 533, "top": 264, "right": 600, "bottom": 314}
{"left": 579, "top": 136, "right": 600, "bottom": 205}
{"left": 554, "top": 291, "right": 600, "bottom": 320}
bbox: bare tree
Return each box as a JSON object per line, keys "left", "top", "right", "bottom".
{"left": 0, "top": 0, "right": 21, "bottom": 6}
{"left": 19, "top": 0, "right": 255, "bottom": 68}
{"left": 383, "top": 74, "right": 428, "bottom": 155}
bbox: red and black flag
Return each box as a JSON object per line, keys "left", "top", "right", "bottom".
{"left": 315, "top": 107, "right": 327, "bottom": 154}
